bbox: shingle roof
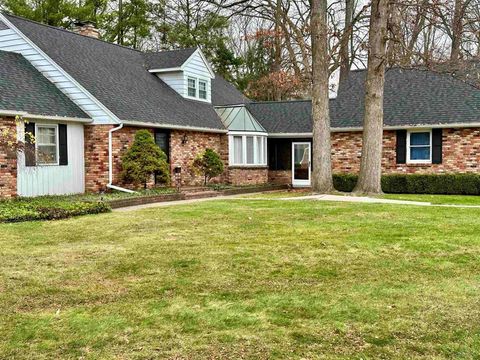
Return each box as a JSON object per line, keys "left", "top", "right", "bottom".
{"left": 211, "top": 75, "right": 249, "bottom": 106}
{"left": 247, "top": 68, "right": 480, "bottom": 133}
{"left": 5, "top": 14, "right": 225, "bottom": 130}
{"left": 143, "top": 48, "right": 197, "bottom": 70}
{"left": 0, "top": 50, "right": 87, "bottom": 118}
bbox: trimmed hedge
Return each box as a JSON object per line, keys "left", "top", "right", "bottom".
{"left": 333, "top": 173, "right": 480, "bottom": 195}
{"left": 0, "top": 197, "right": 111, "bottom": 223}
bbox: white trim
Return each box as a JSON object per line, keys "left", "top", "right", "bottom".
{"left": 407, "top": 129, "right": 432, "bottom": 164}
{"left": 268, "top": 122, "right": 480, "bottom": 137}
{"left": 182, "top": 48, "right": 216, "bottom": 79}
{"left": 148, "top": 67, "right": 183, "bottom": 73}
{"left": 292, "top": 142, "right": 311, "bottom": 187}
{"left": 228, "top": 131, "right": 268, "bottom": 136}
{"left": 184, "top": 76, "right": 211, "bottom": 103}
{"left": 0, "top": 13, "right": 120, "bottom": 124}
{"left": 121, "top": 120, "right": 227, "bottom": 133}
{"left": 0, "top": 110, "right": 92, "bottom": 123}
{"left": 228, "top": 132, "right": 268, "bottom": 167}
{"left": 35, "top": 123, "right": 59, "bottom": 166}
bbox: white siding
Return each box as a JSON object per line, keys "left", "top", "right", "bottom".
{"left": 183, "top": 50, "right": 213, "bottom": 103}
{"left": 17, "top": 122, "right": 85, "bottom": 197}
{"left": 157, "top": 72, "right": 185, "bottom": 96}
{"left": 0, "top": 25, "right": 116, "bottom": 124}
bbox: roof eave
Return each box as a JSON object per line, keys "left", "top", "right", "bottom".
{"left": 121, "top": 120, "right": 227, "bottom": 133}
{"left": 0, "top": 109, "right": 92, "bottom": 123}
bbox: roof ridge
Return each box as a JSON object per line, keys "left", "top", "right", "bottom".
{"left": 144, "top": 47, "right": 198, "bottom": 55}
{"left": 249, "top": 99, "right": 313, "bottom": 105}
{"left": 2, "top": 12, "right": 143, "bottom": 54}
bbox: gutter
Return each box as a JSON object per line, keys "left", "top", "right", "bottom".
{"left": 268, "top": 122, "right": 480, "bottom": 137}
{"left": 122, "top": 120, "right": 227, "bottom": 133}
{"left": 0, "top": 110, "right": 92, "bottom": 123}
{"left": 107, "top": 123, "right": 135, "bottom": 194}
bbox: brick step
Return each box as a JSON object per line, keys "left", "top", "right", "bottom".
{"left": 184, "top": 191, "right": 219, "bottom": 200}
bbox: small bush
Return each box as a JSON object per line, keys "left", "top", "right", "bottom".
{"left": 333, "top": 173, "right": 480, "bottom": 195}
{"left": 191, "top": 148, "right": 224, "bottom": 185}
{"left": 0, "top": 197, "right": 111, "bottom": 223}
{"left": 121, "top": 130, "right": 170, "bottom": 189}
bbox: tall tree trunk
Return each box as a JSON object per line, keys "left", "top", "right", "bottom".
{"left": 118, "top": 0, "right": 124, "bottom": 45}
{"left": 339, "top": 0, "right": 354, "bottom": 83}
{"left": 353, "top": 0, "right": 389, "bottom": 195}
{"left": 273, "top": 0, "right": 282, "bottom": 100}
{"left": 311, "top": 0, "right": 334, "bottom": 193}
{"left": 450, "top": 0, "right": 463, "bottom": 62}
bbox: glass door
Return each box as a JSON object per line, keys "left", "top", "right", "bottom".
{"left": 292, "top": 142, "right": 311, "bottom": 187}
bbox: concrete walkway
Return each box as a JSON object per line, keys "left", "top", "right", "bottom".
{"left": 114, "top": 192, "right": 480, "bottom": 211}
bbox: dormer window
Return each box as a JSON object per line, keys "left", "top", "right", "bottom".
{"left": 199, "top": 80, "right": 207, "bottom": 100}
{"left": 187, "top": 77, "right": 197, "bottom": 97}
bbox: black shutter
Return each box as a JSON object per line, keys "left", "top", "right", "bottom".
{"left": 432, "top": 128, "right": 443, "bottom": 164}
{"left": 396, "top": 130, "right": 407, "bottom": 164}
{"left": 25, "top": 122, "right": 35, "bottom": 167}
{"left": 59, "top": 124, "right": 68, "bottom": 165}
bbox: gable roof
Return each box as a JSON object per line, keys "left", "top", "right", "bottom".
{"left": 212, "top": 75, "right": 249, "bottom": 106}
{"left": 144, "top": 48, "right": 197, "bottom": 70}
{"left": 247, "top": 68, "right": 480, "bottom": 134}
{"left": 4, "top": 14, "right": 225, "bottom": 131}
{"left": 0, "top": 50, "right": 87, "bottom": 119}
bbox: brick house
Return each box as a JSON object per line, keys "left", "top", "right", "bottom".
{"left": 0, "top": 13, "right": 479, "bottom": 197}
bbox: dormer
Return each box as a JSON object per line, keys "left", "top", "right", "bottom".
{"left": 145, "top": 47, "right": 215, "bottom": 103}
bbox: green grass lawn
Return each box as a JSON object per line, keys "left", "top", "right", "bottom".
{"left": 1, "top": 199, "right": 480, "bottom": 359}
{"left": 382, "top": 193, "right": 480, "bottom": 205}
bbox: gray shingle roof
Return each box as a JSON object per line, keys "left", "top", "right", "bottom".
{"left": 247, "top": 68, "right": 480, "bottom": 133}
{"left": 211, "top": 75, "right": 249, "bottom": 106}
{"left": 0, "top": 50, "right": 87, "bottom": 118}
{"left": 143, "top": 48, "right": 197, "bottom": 70}
{"left": 5, "top": 14, "right": 225, "bottom": 130}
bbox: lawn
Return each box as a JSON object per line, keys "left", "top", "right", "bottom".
{"left": 1, "top": 198, "right": 480, "bottom": 359}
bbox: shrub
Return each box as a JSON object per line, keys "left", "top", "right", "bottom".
{"left": 191, "top": 148, "right": 224, "bottom": 185}
{"left": 333, "top": 173, "right": 480, "bottom": 195}
{"left": 0, "top": 197, "right": 111, "bottom": 223}
{"left": 121, "top": 130, "right": 170, "bottom": 189}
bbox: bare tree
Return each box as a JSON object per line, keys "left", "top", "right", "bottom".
{"left": 353, "top": 0, "right": 390, "bottom": 194}
{"left": 311, "top": 0, "right": 334, "bottom": 193}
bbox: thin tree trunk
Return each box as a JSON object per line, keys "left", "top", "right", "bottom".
{"left": 339, "top": 0, "right": 354, "bottom": 83}
{"left": 353, "top": 0, "right": 389, "bottom": 195}
{"left": 273, "top": 0, "right": 282, "bottom": 100}
{"left": 450, "top": 0, "right": 463, "bottom": 62}
{"left": 311, "top": 0, "right": 334, "bottom": 193}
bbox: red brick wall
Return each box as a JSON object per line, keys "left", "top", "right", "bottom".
{"left": 0, "top": 117, "right": 17, "bottom": 198}
{"left": 84, "top": 125, "right": 154, "bottom": 192}
{"left": 170, "top": 130, "right": 229, "bottom": 186}
{"left": 229, "top": 167, "right": 268, "bottom": 185}
{"left": 268, "top": 128, "right": 480, "bottom": 185}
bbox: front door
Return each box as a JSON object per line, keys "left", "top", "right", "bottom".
{"left": 292, "top": 142, "right": 311, "bottom": 187}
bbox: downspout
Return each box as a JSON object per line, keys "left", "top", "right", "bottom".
{"left": 107, "top": 123, "right": 135, "bottom": 193}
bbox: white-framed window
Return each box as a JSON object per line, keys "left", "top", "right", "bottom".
{"left": 36, "top": 124, "right": 59, "bottom": 165}
{"left": 407, "top": 129, "right": 432, "bottom": 164}
{"left": 229, "top": 133, "right": 267, "bottom": 166}
{"left": 187, "top": 77, "right": 197, "bottom": 97}
{"left": 199, "top": 80, "right": 207, "bottom": 100}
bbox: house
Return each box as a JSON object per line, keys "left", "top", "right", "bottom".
{"left": 0, "top": 13, "right": 479, "bottom": 197}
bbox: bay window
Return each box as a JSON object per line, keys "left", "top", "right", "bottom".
{"left": 229, "top": 133, "right": 267, "bottom": 166}
{"left": 407, "top": 130, "right": 432, "bottom": 163}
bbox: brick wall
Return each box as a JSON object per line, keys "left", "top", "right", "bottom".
{"left": 84, "top": 125, "right": 154, "bottom": 192}
{"left": 0, "top": 117, "right": 17, "bottom": 198}
{"left": 268, "top": 128, "right": 480, "bottom": 185}
{"left": 229, "top": 167, "right": 268, "bottom": 186}
{"left": 170, "top": 130, "right": 228, "bottom": 186}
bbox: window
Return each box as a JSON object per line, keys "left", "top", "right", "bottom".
{"left": 187, "top": 77, "right": 197, "bottom": 97}
{"left": 407, "top": 130, "right": 431, "bottom": 163}
{"left": 199, "top": 80, "right": 207, "bottom": 100}
{"left": 230, "top": 134, "right": 267, "bottom": 166}
{"left": 36, "top": 125, "right": 58, "bottom": 165}
{"left": 233, "top": 136, "right": 243, "bottom": 164}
